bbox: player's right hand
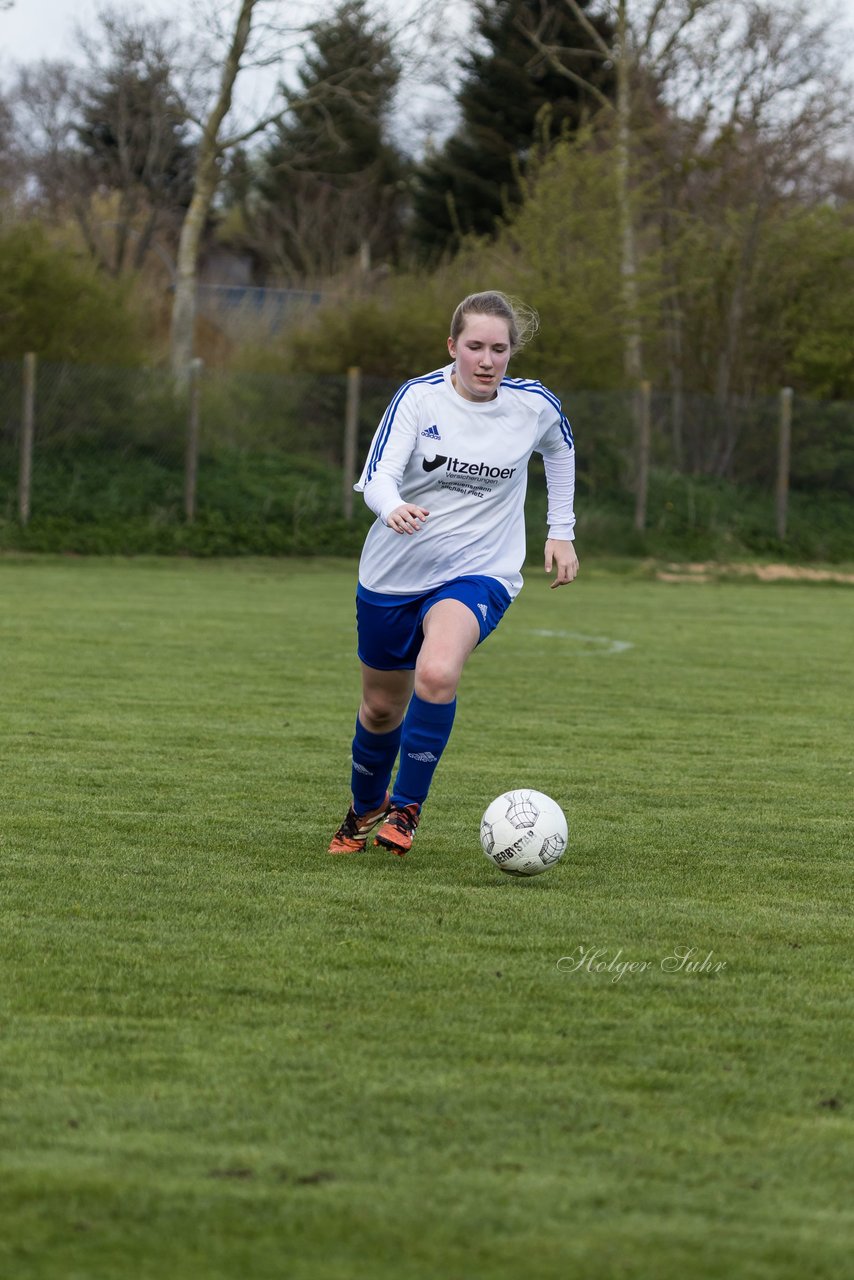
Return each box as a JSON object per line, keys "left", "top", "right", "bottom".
{"left": 386, "top": 504, "right": 429, "bottom": 535}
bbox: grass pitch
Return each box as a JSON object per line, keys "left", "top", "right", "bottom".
{"left": 1, "top": 555, "right": 851, "bottom": 1280}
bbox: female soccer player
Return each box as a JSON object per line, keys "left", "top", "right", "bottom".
{"left": 328, "top": 290, "right": 578, "bottom": 856}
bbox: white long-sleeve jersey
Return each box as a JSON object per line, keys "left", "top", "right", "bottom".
{"left": 355, "top": 363, "right": 576, "bottom": 599}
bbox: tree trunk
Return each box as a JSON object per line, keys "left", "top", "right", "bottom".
{"left": 714, "top": 202, "right": 763, "bottom": 475}
{"left": 666, "top": 290, "right": 685, "bottom": 471}
{"left": 615, "top": 0, "right": 643, "bottom": 387}
{"left": 661, "top": 219, "right": 684, "bottom": 471}
{"left": 171, "top": 156, "right": 220, "bottom": 384}
{"left": 133, "top": 206, "right": 161, "bottom": 272}
{"left": 72, "top": 198, "right": 104, "bottom": 270}
{"left": 169, "top": 0, "right": 258, "bottom": 384}
{"left": 614, "top": 1, "right": 647, "bottom": 526}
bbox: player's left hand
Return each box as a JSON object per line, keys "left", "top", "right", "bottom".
{"left": 545, "top": 539, "right": 579, "bottom": 589}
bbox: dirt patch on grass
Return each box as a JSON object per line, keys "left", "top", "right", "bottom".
{"left": 654, "top": 562, "right": 854, "bottom": 585}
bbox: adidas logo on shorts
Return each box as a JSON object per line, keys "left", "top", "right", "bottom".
{"left": 477, "top": 603, "right": 488, "bottom": 620}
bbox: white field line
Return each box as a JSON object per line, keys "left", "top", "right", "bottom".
{"left": 525, "top": 629, "right": 634, "bottom": 655}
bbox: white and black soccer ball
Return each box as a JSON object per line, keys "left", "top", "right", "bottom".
{"left": 480, "top": 789, "right": 568, "bottom": 877}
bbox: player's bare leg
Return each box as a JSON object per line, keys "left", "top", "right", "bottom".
{"left": 358, "top": 664, "right": 413, "bottom": 733}
{"left": 415, "top": 599, "right": 480, "bottom": 703}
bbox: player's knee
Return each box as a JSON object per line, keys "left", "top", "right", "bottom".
{"left": 415, "top": 658, "right": 460, "bottom": 703}
{"left": 361, "top": 692, "right": 405, "bottom": 732}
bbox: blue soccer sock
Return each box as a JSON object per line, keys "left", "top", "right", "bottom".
{"left": 351, "top": 717, "right": 402, "bottom": 814}
{"left": 392, "top": 693, "right": 457, "bottom": 809}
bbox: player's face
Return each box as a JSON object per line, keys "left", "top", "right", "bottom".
{"left": 447, "top": 314, "right": 512, "bottom": 402}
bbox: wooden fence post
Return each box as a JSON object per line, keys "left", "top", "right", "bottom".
{"left": 633, "top": 379, "right": 651, "bottom": 533}
{"left": 343, "top": 366, "right": 361, "bottom": 522}
{"left": 18, "top": 352, "right": 36, "bottom": 526}
{"left": 775, "top": 387, "right": 793, "bottom": 541}
{"left": 184, "top": 357, "right": 203, "bottom": 523}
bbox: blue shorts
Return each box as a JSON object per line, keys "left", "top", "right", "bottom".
{"left": 356, "top": 575, "right": 512, "bottom": 671}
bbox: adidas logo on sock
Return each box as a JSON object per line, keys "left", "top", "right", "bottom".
{"left": 421, "top": 424, "right": 441, "bottom": 440}
{"left": 352, "top": 761, "right": 374, "bottom": 775}
{"left": 407, "top": 750, "right": 438, "bottom": 762}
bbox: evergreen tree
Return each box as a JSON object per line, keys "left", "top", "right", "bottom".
{"left": 75, "top": 16, "right": 194, "bottom": 273}
{"left": 249, "top": 0, "right": 408, "bottom": 282}
{"left": 0, "top": 89, "right": 17, "bottom": 206}
{"left": 412, "top": 0, "right": 615, "bottom": 257}
{"left": 77, "top": 55, "right": 192, "bottom": 207}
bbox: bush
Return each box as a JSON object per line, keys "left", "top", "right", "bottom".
{"left": 525, "top": 467, "right": 854, "bottom": 562}
{"left": 0, "top": 223, "right": 146, "bottom": 364}
{"left": 228, "top": 266, "right": 487, "bottom": 380}
{"left": 0, "top": 443, "right": 374, "bottom": 556}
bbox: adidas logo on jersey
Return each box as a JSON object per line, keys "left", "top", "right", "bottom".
{"left": 421, "top": 424, "right": 441, "bottom": 440}
{"left": 407, "top": 750, "right": 438, "bottom": 762}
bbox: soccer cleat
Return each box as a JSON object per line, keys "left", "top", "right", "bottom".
{"left": 373, "top": 802, "right": 421, "bottom": 856}
{"left": 327, "top": 794, "right": 390, "bottom": 855}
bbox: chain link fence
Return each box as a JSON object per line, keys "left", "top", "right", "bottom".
{"left": 1, "top": 357, "right": 852, "bottom": 558}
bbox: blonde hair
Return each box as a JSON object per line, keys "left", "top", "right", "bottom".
{"left": 449, "top": 291, "right": 539, "bottom": 353}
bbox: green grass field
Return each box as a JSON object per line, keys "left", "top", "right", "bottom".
{"left": 1, "top": 556, "right": 851, "bottom": 1280}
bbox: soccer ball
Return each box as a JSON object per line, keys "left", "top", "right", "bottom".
{"left": 480, "top": 789, "right": 568, "bottom": 877}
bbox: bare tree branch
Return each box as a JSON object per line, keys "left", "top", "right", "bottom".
{"left": 515, "top": 14, "right": 612, "bottom": 111}
{"left": 558, "top": 0, "right": 613, "bottom": 57}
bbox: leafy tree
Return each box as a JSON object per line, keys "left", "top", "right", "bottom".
{"left": 410, "top": 0, "right": 615, "bottom": 257}
{"left": 641, "top": 0, "right": 854, "bottom": 453}
{"left": 780, "top": 223, "right": 854, "bottom": 403}
{"left": 714, "top": 203, "right": 854, "bottom": 402}
{"left": 488, "top": 133, "right": 633, "bottom": 391}
{"left": 514, "top": 0, "right": 854, "bottom": 443}
{"left": 245, "top": 0, "right": 408, "bottom": 282}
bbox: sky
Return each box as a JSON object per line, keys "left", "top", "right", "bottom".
{"left": 0, "top": 0, "right": 460, "bottom": 149}
{"left": 0, "top": 0, "right": 457, "bottom": 82}
{"left": 1, "top": 0, "right": 166, "bottom": 65}
{"left": 2, "top": 0, "right": 853, "bottom": 122}
{"left": 1, "top": 0, "right": 186, "bottom": 64}
{"left": 3, "top": 0, "right": 854, "bottom": 61}
{"left": 0, "top": 1, "right": 318, "bottom": 118}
